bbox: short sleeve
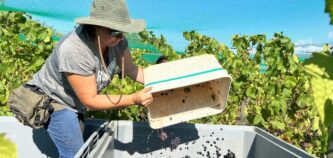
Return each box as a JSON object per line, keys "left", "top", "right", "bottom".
{"left": 58, "top": 49, "right": 95, "bottom": 76}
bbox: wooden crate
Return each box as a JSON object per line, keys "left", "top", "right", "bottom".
{"left": 144, "top": 54, "right": 232, "bottom": 129}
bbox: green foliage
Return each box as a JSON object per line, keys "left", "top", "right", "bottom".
{"left": 0, "top": 106, "right": 12, "bottom": 116}
{"left": 304, "top": 53, "right": 333, "bottom": 127}
{"left": 0, "top": 133, "right": 17, "bottom": 158}
{"left": 183, "top": 31, "right": 325, "bottom": 157}
{"left": 0, "top": 11, "right": 56, "bottom": 110}
{"left": 139, "top": 30, "right": 181, "bottom": 61}
{"left": 326, "top": 0, "right": 333, "bottom": 24}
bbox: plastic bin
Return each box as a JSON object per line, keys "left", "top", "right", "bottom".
{"left": 144, "top": 54, "right": 232, "bottom": 129}
{"left": 77, "top": 120, "right": 316, "bottom": 158}
{"left": 0, "top": 116, "right": 106, "bottom": 158}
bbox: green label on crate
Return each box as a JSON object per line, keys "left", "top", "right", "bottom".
{"left": 145, "top": 68, "right": 224, "bottom": 87}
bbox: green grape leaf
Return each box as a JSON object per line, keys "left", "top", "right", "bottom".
{"left": 270, "top": 120, "right": 285, "bottom": 130}
{"left": 0, "top": 133, "right": 17, "bottom": 158}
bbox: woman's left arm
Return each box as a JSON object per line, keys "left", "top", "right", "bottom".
{"left": 123, "top": 48, "right": 144, "bottom": 84}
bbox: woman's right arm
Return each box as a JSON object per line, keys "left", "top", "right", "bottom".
{"left": 65, "top": 73, "right": 153, "bottom": 110}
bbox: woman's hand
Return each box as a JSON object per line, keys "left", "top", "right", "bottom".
{"left": 132, "top": 87, "right": 153, "bottom": 107}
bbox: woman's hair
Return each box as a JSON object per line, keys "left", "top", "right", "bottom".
{"left": 156, "top": 55, "right": 168, "bottom": 64}
{"left": 81, "top": 24, "right": 97, "bottom": 40}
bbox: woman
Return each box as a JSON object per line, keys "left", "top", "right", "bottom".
{"left": 26, "top": 0, "right": 153, "bottom": 157}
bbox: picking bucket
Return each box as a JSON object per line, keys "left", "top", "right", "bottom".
{"left": 144, "top": 54, "right": 232, "bottom": 129}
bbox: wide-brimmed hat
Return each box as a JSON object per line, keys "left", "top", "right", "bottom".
{"left": 75, "top": 0, "right": 146, "bottom": 33}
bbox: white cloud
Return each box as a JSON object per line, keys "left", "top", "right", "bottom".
{"left": 328, "top": 31, "right": 333, "bottom": 39}
{"left": 294, "top": 38, "right": 315, "bottom": 46}
{"left": 294, "top": 45, "right": 322, "bottom": 52}
{"left": 293, "top": 38, "right": 324, "bottom": 52}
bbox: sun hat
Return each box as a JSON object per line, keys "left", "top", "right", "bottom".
{"left": 75, "top": 0, "right": 146, "bottom": 33}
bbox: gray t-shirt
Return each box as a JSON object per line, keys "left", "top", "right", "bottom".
{"left": 27, "top": 25, "right": 128, "bottom": 113}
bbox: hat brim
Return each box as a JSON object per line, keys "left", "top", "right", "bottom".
{"left": 75, "top": 17, "right": 146, "bottom": 33}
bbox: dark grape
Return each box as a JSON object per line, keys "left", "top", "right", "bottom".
{"left": 223, "top": 149, "right": 236, "bottom": 158}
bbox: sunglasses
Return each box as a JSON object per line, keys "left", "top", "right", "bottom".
{"left": 109, "top": 29, "right": 124, "bottom": 39}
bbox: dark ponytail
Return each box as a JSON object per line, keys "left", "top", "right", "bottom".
{"left": 81, "top": 24, "right": 97, "bottom": 40}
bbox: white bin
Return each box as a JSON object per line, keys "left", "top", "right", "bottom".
{"left": 144, "top": 54, "right": 232, "bottom": 129}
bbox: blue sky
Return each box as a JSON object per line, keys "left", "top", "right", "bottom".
{"left": 1, "top": 0, "right": 332, "bottom": 52}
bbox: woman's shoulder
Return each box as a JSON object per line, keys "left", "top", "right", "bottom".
{"left": 56, "top": 29, "right": 93, "bottom": 55}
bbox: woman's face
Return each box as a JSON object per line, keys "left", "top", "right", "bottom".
{"left": 95, "top": 27, "right": 124, "bottom": 47}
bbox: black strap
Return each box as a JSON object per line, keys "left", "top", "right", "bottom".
{"left": 23, "top": 84, "right": 44, "bottom": 95}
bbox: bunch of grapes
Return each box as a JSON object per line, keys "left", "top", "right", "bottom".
{"left": 223, "top": 149, "right": 235, "bottom": 158}
{"left": 170, "top": 137, "right": 181, "bottom": 150}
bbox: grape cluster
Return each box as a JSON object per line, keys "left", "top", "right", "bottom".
{"left": 170, "top": 137, "right": 181, "bottom": 150}
{"left": 223, "top": 149, "right": 236, "bottom": 158}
